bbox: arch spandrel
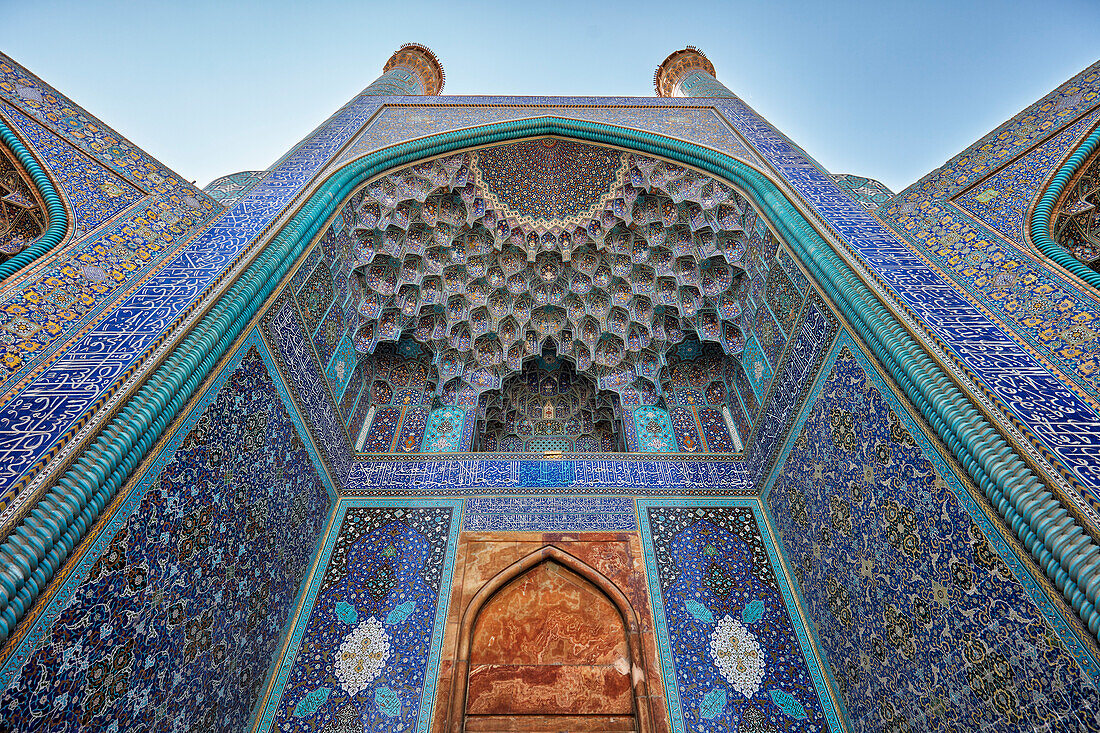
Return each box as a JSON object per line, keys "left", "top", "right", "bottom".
{"left": 330, "top": 108, "right": 769, "bottom": 175}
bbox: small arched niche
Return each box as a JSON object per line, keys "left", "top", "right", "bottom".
{"left": 451, "top": 547, "right": 649, "bottom": 733}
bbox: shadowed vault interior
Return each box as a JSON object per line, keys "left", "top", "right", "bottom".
{"left": 1, "top": 43, "right": 1100, "bottom": 733}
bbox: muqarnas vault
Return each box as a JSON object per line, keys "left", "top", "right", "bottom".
{"left": 0, "top": 42, "right": 1099, "bottom": 732}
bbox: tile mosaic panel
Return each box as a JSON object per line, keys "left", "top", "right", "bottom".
{"left": 254, "top": 499, "right": 461, "bottom": 733}
{"left": 767, "top": 333, "right": 1100, "bottom": 732}
{"left": 622, "top": 401, "right": 640, "bottom": 451}
{"left": 345, "top": 458, "right": 751, "bottom": 495}
{"left": 639, "top": 500, "right": 842, "bottom": 733}
{"left": 0, "top": 55, "right": 218, "bottom": 394}
{"left": 288, "top": 244, "right": 325, "bottom": 296}
{"left": 0, "top": 50, "right": 383, "bottom": 522}
{"left": 713, "top": 68, "right": 1100, "bottom": 505}
{"left": 262, "top": 291, "right": 354, "bottom": 486}
{"left": 461, "top": 495, "right": 638, "bottom": 532}
{"left": 394, "top": 405, "right": 429, "bottom": 454}
{"left": 698, "top": 406, "right": 736, "bottom": 452}
{"left": 362, "top": 406, "right": 400, "bottom": 452}
{"left": 421, "top": 406, "right": 466, "bottom": 453}
{"left": 634, "top": 406, "right": 677, "bottom": 453}
{"left": 953, "top": 113, "right": 1100, "bottom": 247}
{"left": 669, "top": 405, "right": 704, "bottom": 453}
{"left": 0, "top": 332, "right": 330, "bottom": 731}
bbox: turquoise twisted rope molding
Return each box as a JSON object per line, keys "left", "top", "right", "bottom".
{"left": 1031, "top": 123, "right": 1100, "bottom": 292}
{"left": 1, "top": 117, "right": 1098, "bottom": 650}
{"left": 0, "top": 116, "right": 68, "bottom": 281}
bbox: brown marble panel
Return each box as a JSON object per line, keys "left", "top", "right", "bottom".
{"left": 471, "top": 560, "right": 626, "bottom": 667}
{"left": 434, "top": 532, "right": 671, "bottom": 733}
{"left": 466, "top": 663, "right": 634, "bottom": 715}
{"left": 465, "top": 715, "right": 637, "bottom": 732}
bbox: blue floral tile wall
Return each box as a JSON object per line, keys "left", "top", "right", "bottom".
{"left": 767, "top": 333, "right": 1100, "bottom": 732}
{"left": 740, "top": 334, "right": 771, "bottom": 402}
{"left": 0, "top": 332, "right": 330, "bottom": 732}
{"left": 421, "top": 407, "right": 467, "bottom": 452}
{"left": 254, "top": 500, "right": 460, "bottom": 733}
{"left": 639, "top": 500, "right": 842, "bottom": 732}
{"left": 633, "top": 406, "right": 678, "bottom": 452}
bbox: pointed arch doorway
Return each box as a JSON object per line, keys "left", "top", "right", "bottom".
{"left": 448, "top": 546, "right": 652, "bottom": 733}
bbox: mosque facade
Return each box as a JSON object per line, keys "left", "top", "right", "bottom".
{"left": 0, "top": 43, "right": 1099, "bottom": 732}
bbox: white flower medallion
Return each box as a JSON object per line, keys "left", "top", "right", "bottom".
{"left": 335, "top": 617, "right": 391, "bottom": 696}
{"left": 709, "top": 615, "right": 765, "bottom": 698}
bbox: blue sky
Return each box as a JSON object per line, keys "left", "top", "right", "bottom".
{"left": 3, "top": 0, "right": 1099, "bottom": 192}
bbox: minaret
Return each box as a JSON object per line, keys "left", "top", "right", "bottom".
{"left": 363, "top": 43, "right": 445, "bottom": 96}
{"left": 654, "top": 47, "right": 733, "bottom": 98}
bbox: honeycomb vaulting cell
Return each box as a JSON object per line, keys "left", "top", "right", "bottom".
{"left": 342, "top": 138, "right": 773, "bottom": 411}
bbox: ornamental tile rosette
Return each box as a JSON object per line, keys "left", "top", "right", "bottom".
{"left": 334, "top": 617, "right": 391, "bottom": 697}
{"left": 709, "top": 615, "right": 765, "bottom": 698}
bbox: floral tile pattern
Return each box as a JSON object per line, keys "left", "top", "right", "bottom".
{"left": 0, "top": 333, "right": 330, "bottom": 732}
{"left": 767, "top": 333, "right": 1100, "bottom": 732}
{"left": 639, "top": 500, "right": 842, "bottom": 732}
{"left": 255, "top": 500, "right": 461, "bottom": 733}
{"left": 421, "top": 406, "right": 468, "bottom": 452}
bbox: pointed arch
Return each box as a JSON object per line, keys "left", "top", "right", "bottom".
{"left": 11, "top": 108, "right": 1095, "bottom": 673}
{"left": 448, "top": 544, "right": 653, "bottom": 733}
